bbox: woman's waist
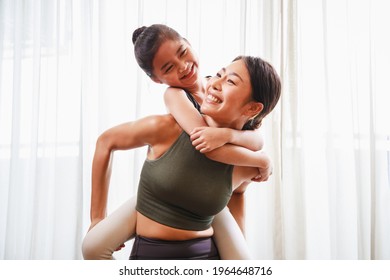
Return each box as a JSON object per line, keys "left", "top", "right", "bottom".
{"left": 136, "top": 212, "right": 214, "bottom": 241}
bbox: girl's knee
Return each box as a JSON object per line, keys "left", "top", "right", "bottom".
{"left": 82, "top": 232, "right": 113, "bottom": 260}
{"left": 81, "top": 233, "right": 98, "bottom": 259}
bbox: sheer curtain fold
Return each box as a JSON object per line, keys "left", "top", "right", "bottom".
{"left": 280, "top": 0, "right": 308, "bottom": 260}
{"left": 1, "top": 0, "right": 85, "bottom": 259}
{"left": 0, "top": 0, "right": 389, "bottom": 260}
{"left": 285, "top": 0, "right": 390, "bottom": 260}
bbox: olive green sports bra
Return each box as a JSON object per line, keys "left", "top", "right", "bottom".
{"left": 136, "top": 131, "right": 233, "bottom": 231}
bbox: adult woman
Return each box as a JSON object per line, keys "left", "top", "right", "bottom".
{"left": 85, "top": 55, "right": 281, "bottom": 259}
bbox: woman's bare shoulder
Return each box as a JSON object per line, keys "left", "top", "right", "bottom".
{"left": 144, "top": 114, "right": 179, "bottom": 129}
{"left": 143, "top": 114, "right": 182, "bottom": 139}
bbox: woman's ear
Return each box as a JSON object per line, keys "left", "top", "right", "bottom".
{"left": 245, "top": 102, "right": 263, "bottom": 118}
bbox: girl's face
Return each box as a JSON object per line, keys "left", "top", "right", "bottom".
{"left": 201, "top": 59, "right": 263, "bottom": 129}
{"left": 151, "top": 39, "right": 200, "bottom": 89}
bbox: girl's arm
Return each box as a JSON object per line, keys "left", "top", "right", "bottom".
{"left": 164, "top": 87, "right": 263, "bottom": 151}
{"left": 207, "top": 145, "right": 272, "bottom": 183}
{"left": 191, "top": 127, "right": 263, "bottom": 152}
{"left": 228, "top": 129, "right": 263, "bottom": 151}
{"left": 164, "top": 87, "right": 208, "bottom": 133}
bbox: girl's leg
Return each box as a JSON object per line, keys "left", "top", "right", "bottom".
{"left": 82, "top": 197, "right": 137, "bottom": 259}
{"left": 212, "top": 207, "right": 252, "bottom": 260}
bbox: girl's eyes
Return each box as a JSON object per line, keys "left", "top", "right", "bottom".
{"left": 165, "top": 65, "right": 173, "bottom": 73}
{"left": 164, "top": 49, "right": 187, "bottom": 74}
{"left": 180, "top": 49, "right": 187, "bottom": 57}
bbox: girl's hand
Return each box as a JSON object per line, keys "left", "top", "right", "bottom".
{"left": 190, "top": 127, "right": 230, "bottom": 153}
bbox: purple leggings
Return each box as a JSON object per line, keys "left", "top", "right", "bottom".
{"left": 130, "top": 235, "right": 220, "bottom": 260}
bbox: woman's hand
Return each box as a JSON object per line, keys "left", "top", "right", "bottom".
{"left": 115, "top": 243, "right": 126, "bottom": 251}
{"left": 190, "top": 127, "right": 230, "bottom": 153}
{"left": 251, "top": 162, "right": 273, "bottom": 182}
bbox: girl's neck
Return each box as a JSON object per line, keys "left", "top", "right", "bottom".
{"left": 183, "top": 77, "right": 206, "bottom": 105}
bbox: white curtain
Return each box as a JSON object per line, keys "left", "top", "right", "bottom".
{"left": 0, "top": 0, "right": 389, "bottom": 260}
{"left": 273, "top": 0, "right": 390, "bottom": 259}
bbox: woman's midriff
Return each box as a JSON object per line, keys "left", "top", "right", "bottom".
{"left": 135, "top": 212, "right": 214, "bottom": 241}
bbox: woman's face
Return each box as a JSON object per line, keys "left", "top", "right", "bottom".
{"left": 201, "top": 59, "right": 262, "bottom": 129}
{"left": 151, "top": 39, "right": 200, "bottom": 89}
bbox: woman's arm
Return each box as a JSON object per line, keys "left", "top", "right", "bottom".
{"left": 227, "top": 188, "right": 247, "bottom": 235}
{"left": 89, "top": 115, "right": 175, "bottom": 228}
{"left": 89, "top": 134, "right": 113, "bottom": 228}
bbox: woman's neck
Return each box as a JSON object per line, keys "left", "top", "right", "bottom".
{"left": 203, "top": 115, "right": 245, "bottom": 130}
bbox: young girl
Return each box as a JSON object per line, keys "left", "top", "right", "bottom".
{"left": 82, "top": 24, "right": 275, "bottom": 259}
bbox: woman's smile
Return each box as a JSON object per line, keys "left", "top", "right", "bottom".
{"left": 205, "top": 93, "right": 222, "bottom": 104}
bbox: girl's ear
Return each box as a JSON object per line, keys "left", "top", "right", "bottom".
{"left": 245, "top": 102, "right": 263, "bottom": 118}
{"left": 151, "top": 76, "right": 162, "bottom": 84}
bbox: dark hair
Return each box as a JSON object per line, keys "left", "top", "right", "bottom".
{"left": 233, "top": 56, "right": 281, "bottom": 130}
{"left": 132, "top": 24, "right": 183, "bottom": 77}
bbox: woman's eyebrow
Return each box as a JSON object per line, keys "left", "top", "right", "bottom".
{"left": 229, "top": 72, "right": 243, "bottom": 82}
{"left": 221, "top": 67, "right": 243, "bottom": 82}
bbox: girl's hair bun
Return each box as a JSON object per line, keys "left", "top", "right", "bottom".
{"left": 132, "top": 26, "right": 147, "bottom": 44}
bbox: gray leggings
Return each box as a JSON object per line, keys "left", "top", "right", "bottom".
{"left": 130, "top": 235, "right": 220, "bottom": 260}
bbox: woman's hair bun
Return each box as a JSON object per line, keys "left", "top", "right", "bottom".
{"left": 132, "top": 26, "right": 147, "bottom": 45}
